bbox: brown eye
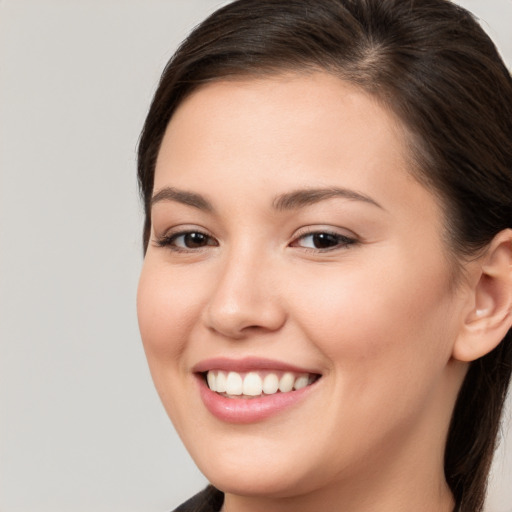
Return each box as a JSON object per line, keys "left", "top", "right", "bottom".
{"left": 310, "top": 233, "right": 341, "bottom": 249}
{"left": 293, "top": 231, "right": 356, "bottom": 251}
{"left": 156, "top": 230, "right": 218, "bottom": 250}
{"left": 180, "top": 232, "right": 211, "bottom": 248}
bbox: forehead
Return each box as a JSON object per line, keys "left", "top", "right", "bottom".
{"left": 155, "top": 72, "right": 416, "bottom": 203}
{"left": 162, "top": 72, "right": 407, "bottom": 154}
{"left": 153, "top": 71, "right": 454, "bottom": 266}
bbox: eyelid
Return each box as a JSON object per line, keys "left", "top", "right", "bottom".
{"left": 153, "top": 225, "right": 218, "bottom": 251}
{"left": 291, "top": 225, "right": 358, "bottom": 241}
{"left": 290, "top": 226, "right": 358, "bottom": 251}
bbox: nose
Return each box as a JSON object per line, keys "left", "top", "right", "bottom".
{"left": 202, "top": 250, "right": 287, "bottom": 339}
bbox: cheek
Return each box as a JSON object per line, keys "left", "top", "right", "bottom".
{"left": 285, "top": 262, "right": 459, "bottom": 456}
{"left": 136, "top": 259, "right": 206, "bottom": 433}
{"left": 137, "top": 259, "right": 203, "bottom": 371}
{"left": 291, "top": 255, "right": 457, "bottom": 388}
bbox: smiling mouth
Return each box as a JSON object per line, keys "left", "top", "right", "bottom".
{"left": 203, "top": 370, "right": 321, "bottom": 399}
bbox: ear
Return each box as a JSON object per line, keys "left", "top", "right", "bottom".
{"left": 453, "top": 229, "right": 512, "bottom": 362}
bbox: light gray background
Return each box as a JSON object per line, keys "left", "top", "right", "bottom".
{"left": 0, "top": 1, "right": 511, "bottom": 511}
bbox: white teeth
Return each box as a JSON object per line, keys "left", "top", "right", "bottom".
{"left": 279, "top": 372, "right": 295, "bottom": 392}
{"left": 207, "top": 371, "right": 216, "bottom": 391}
{"left": 206, "top": 370, "right": 317, "bottom": 397}
{"left": 216, "top": 370, "right": 227, "bottom": 393}
{"left": 262, "top": 373, "right": 279, "bottom": 394}
{"left": 294, "top": 375, "right": 309, "bottom": 390}
{"left": 225, "top": 371, "right": 243, "bottom": 395}
{"left": 242, "top": 372, "right": 263, "bottom": 396}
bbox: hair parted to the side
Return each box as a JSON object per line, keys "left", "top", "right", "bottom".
{"left": 137, "top": 1, "right": 512, "bottom": 510}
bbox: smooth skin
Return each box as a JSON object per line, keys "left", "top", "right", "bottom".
{"left": 137, "top": 72, "right": 512, "bottom": 512}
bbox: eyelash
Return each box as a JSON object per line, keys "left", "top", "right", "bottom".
{"left": 155, "top": 230, "right": 218, "bottom": 252}
{"left": 155, "top": 228, "right": 357, "bottom": 253}
{"left": 291, "top": 230, "right": 357, "bottom": 251}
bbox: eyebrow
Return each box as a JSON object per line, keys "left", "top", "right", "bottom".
{"left": 150, "top": 185, "right": 383, "bottom": 212}
{"left": 151, "top": 187, "right": 214, "bottom": 211}
{"left": 272, "top": 187, "right": 384, "bottom": 211}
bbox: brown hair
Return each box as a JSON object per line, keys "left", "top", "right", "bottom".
{"left": 137, "top": 1, "right": 512, "bottom": 510}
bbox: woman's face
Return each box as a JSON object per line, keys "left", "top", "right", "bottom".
{"left": 137, "top": 73, "right": 468, "bottom": 500}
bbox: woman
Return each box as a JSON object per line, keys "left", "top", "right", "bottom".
{"left": 136, "top": 0, "right": 512, "bottom": 511}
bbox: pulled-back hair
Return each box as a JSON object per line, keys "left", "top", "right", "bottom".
{"left": 137, "top": 1, "right": 512, "bottom": 510}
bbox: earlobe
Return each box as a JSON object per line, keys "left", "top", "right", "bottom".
{"left": 453, "top": 229, "right": 512, "bottom": 362}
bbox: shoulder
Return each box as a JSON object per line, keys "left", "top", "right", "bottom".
{"left": 172, "top": 486, "right": 224, "bottom": 512}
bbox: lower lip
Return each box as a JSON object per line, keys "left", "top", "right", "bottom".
{"left": 197, "top": 375, "right": 317, "bottom": 424}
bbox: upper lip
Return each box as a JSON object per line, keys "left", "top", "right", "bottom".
{"left": 192, "top": 357, "right": 321, "bottom": 375}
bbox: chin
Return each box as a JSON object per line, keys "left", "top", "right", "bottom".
{"left": 188, "top": 436, "right": 334, "bottom": 499}
{"left": 205, "top": 465, "right": 317, "bottom": 499}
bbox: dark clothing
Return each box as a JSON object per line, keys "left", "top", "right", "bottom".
{"left": 173, "top": 486, "right": 224, "bottom": 512}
